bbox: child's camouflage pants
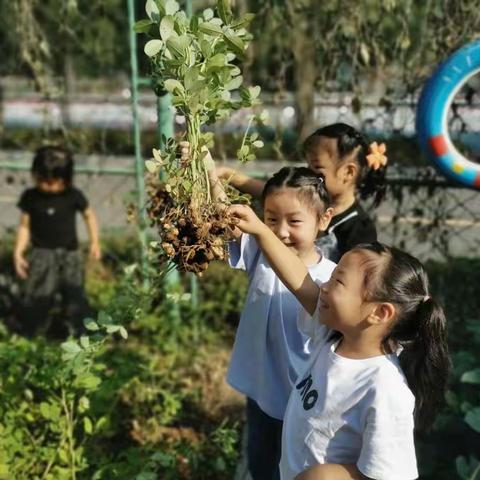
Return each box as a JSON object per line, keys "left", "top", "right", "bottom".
{"left": 20, "top": 248, "right": 93, "bottom": 336}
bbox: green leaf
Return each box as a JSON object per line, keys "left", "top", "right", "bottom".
{"left": 144, "top": 39, "right": 163, "bottom": 57}
{"left": 209, "top": 53, "right": 227, "bottom": 68}
{"left": 61, "top": 341, "right": 82, "bottom": 354}
{"left": 248, "top": 85, "right": 261, "bottom": 100}
{"left": 461, "top": 369, "right": 480, "bottom": 384}
{"left": 134, "top": 19, "right": 154, "bottom": 33}
{"left": 252, "top": 140, "right": 264, "bottom": 148}
{"left": 160, "top": 15, "right": 175, "bottom": 41}
{"left": 188, "top": 80, "right": 206, "bottom": 94}
{"left": 145, "top": 160, "right": 159, "bottom": 173}
{"left": 200, "top": 40, "right": 212, "bottom": 58}
{"left": 230, "top": 65, "right": 241, "bottom": 76}
{"left": 40, "top": 402, "right": 51, "bottom": 419}
{"left": 136, "top": 473, "right": 157, "bottom": 480}
{"left": 164, "top": 79, "right": 184, "bottom": 94}
{"left": 259, "top": 109, "right": 269, "bottom": 123}
{"left": 455, "top": 456, "right": 470, "bottom": 479}
{"left": 106, "top": 324, "right": 121, "bottom": 333}
{"left": 230, "top": 13, "right": 255, "bottom": 30}
{"left": 465, "top": 408, "right": 480, "bottom": 433}
{"left": 217, "top": 0, "right": 232, "bottom": 24}
{"left": 79, "top": 336, "right": 90, "bottom": 349}
{"left": 119, "top": 327, "right": 129, "bottom": 340}
{"left": 238, "top": 145, "right": 249, "bottom": 158}
{"left": 98, "top": 311, "right": 113, "bottom": 326}
{"left": 95, "top": 416, "right": 108, "bottom": 432}
{"left": 225, "top": 75, "right": 243, "bottom": 91}
{"left": 145, "top": 0, "right": 160, "bottom": 21}
{"left": 198, "top": 21, "right": 223, "bottom": 37}
{"left": 83, "top": 318, "right": 99, "bottom": 331}
{"left": 203, "top": 8, "right": 214, "bottom": 21}
{"left": 184, "top": 67, "right": 199, "bottom": 90}
{"left": 165, "top": 0, "right": 179, "bottom": 15}
{"left": 83, "top": 417, "right": 93, "bottom": 435}
{"left": 75, "top": 374, "right": 101, "bottom": 390}
{"left": 222, "top": 33, "right": 245, "bottom": 58}
{"left": 79, "top": 396, "right": 90, "bottom": 412}
{"left": 166, "top": 35, "right": 190, "bottom": 59}
{"left": 59, "top": 448, "right": 69, "bottom": 464}
{"left": 210, "top": 17, "right": 223, "bottom": 26}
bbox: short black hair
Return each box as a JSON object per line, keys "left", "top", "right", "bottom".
{"left": 262, "top": 166, "right": 331, "bottom": 218}
{"left": 32, "top": 146, "right": 74, "bottom": 184}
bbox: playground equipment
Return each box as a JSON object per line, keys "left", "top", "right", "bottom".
{"left": 416, "top": 39, "right": 480, "bottom": 189}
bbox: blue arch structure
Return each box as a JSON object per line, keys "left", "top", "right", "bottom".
{"left": 416, "top": 39, "right": 480, "bottom": 188}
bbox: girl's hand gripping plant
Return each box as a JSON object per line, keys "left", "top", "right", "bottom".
{"left": 137, "top": 0, "right": 264, "bottom": 274}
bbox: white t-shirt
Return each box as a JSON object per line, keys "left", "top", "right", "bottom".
{"left": 228, "top": 234, "right": 337, "bottom": 419}
{"left": 280, "top": 297, "right": 418, "bottom": 480}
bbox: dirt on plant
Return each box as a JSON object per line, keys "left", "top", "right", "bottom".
{"left": 147, "top": 180, "right": 237, "bottom": 275}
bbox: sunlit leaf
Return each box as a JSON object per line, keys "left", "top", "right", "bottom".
{"left": 144, "top": 39, "right": 163, "bottom": 57}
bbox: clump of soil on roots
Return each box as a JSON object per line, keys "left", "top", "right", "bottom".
{"left": 147, "top": 181, "right": 236, "bottom": 275}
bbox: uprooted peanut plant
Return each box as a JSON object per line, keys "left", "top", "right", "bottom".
{"left": 137, "top": 0, "right": 264, "bottom": 274}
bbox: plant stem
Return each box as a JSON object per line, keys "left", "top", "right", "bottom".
{"left": 186, "top": 113, "right": 211, "bottom": 208}
{"left": 240, "top": 114, "right": 255, "bottom": 151}
{"left": 61, "top": 388, "right": 76, "bottom": 480}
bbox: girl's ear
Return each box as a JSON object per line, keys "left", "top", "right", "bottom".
{"left": 341, "top": 162, "right": 358, "bottom": 185}
{"left": 318, "top": 207, "right": 333, "bottom": 232}
{"left": 367, "top": 302, "right": 396, "bottom": 326}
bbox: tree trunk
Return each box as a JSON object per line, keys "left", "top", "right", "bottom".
{"left": 286, "top": 1, "right": 316, "bottom": 141}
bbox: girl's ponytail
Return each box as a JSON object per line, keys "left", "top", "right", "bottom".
{"left": 400, "top": 297, "right": 451, "bottom": 434}
{"left": 358, "top": 141, "right": 387, "bottom": 207}
{"left": 358, "top": 158, "right": 387, "bottom": 207}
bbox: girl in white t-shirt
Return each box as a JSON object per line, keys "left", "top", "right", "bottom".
{"left": 228, "top": 204, "right": 451, "bottom": 480}
{"left": 195, "top": 145, "right": 336, "bottom": 480}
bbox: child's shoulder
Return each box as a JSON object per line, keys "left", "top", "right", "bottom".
{"left": 67, "top": 185, "right": 86, "bottom": 195}
{"left": 18, "top": 187, "right": 39, "bottom": 204}
{"left": 20, "top": 187, "right": 38, "bottom": 196}
{"left": 333, "top": 201, "right": 377, "bottom": 251}
{"left": 367, "top": 358, "right": 415, "bottom": 411}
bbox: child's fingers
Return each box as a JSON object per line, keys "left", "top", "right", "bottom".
{"left": 227, "top": 204, "right": 249, "bottom": 219}
{"left": 15, "top": 258, "right": 28, "bottom": 279}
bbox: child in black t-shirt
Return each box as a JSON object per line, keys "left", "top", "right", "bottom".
{"left": 13, "top": 146, "right": 101, "bottom": 336}
{"left": 301, "top": 123, "right": 387, "bottom": 261}
{"left": 216, "top": 123, "right": 387, "bottom": 262}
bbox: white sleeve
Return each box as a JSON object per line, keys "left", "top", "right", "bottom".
{"left": 297, "top": 283, "right": 331, "bottom": 345}
{"left": 228, "top": 233, "right": 260, "bottom": 273}
{"left": 357, "top": 402, "right": 418, "bottom": 480}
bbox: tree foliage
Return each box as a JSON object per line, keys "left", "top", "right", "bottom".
{"left": 2, "top": 0, "right": 480, "bottom": 134}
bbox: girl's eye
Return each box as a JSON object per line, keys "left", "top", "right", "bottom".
{"left": 291, "top": 220, "right": 302, "bottom": 224}
{"left": 267, "top": 218, "right": 276, "bottom": 223}
{"left": 336, "top": 279, "right": 344, "bottom": 285}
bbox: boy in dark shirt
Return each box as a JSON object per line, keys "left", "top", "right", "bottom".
{"left": 13, "top": 146, "right": 101, "bottom": 336}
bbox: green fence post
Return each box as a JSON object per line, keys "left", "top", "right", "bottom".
{"left": 156, "top": 91, "right": 182, "bottom": 323}
{"left": 127, "top": 0, "right": 149, "bottom": 282}
{"left": 183, "top": 0, "right": 199, "bottom": 309}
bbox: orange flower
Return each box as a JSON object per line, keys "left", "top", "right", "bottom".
{"left": 366, "top": 142, "right": 387, "bottom": 170}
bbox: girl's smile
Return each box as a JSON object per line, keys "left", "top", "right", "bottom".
{"left": 263, "top": 188, "right": 328, "bottom": 264}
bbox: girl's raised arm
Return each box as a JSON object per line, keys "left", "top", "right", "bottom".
{"left": 228, "top": 204, "right": 320, "bottom": 315}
